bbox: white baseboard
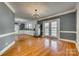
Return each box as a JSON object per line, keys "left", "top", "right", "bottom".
{"left": 75, "top": 43, "right": 79, "bottom": 52}
{"left": 60, "top": 39, "right": 76, "bottom": 43}
{"left": 60, "top": 39, "right": 79, "bottom": 52}
{"left": 0, "top": 41, "right": 15, "bottom": 55}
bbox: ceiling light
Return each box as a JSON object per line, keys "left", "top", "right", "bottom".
{"left": 32, "top": 9, "right": 40, "bottom": 19}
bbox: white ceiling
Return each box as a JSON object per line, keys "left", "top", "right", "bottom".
{"left": 9, "top": 2, "right": 76, "bottom": 20}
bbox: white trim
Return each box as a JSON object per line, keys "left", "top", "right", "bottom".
{"left": 0, "top": 32, "right": 18, "bottom": 38}
{"left": 0, "top": 41, "right": 15, "bottom": 55}
{"left": 60, "top": 31, "right": 77, "bottom": 33}
{"left": 60, "top": 39, "right": 79, "bottom": 52}
{"left": 76, "top": 3, "right": 79, "bottom": 52}
{"left": 39, "top": 9, "right": 76, "bottom": 20}
{"left": 75, "top": 43, "right": 79, "bottom": 52}
{"left": 57, "top": 18, "right": 60, "bottom": 39}
{"left": 60, "top": 39, "right": 76, "bottom": 43}
{"left": 4, "top": 2, "right": 15, "bottom": 13}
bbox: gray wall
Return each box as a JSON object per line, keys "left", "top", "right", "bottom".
{"left": 40, "top": 12, "right": 76, "bottom": 41}
{"left": 60, "top": 12, "right": 76, "bottom": 41}
{"left": 0, "top": 3, "right": 15, "bottom": 51}
{"left": 0, "top": 35, "right": 15, "bottom": 51}
{"left": 60, "top": 33, "right": 76, "bottom": 41}
{"left": 60, "top": 12, "right": 76, "bottom": 31}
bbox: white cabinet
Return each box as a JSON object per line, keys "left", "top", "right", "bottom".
{"left": 18, "top": 30, "right": 35, "bottom": 36}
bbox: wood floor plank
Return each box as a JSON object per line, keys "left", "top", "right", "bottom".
{"left": 1, "top": 34, "right": 79, "bottom": 56}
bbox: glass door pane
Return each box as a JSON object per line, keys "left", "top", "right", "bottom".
{"left": 51, "top": 21, "right": 57, "bottom": 37}
{"left": 44, "top": 22, "right": 49, "bottom": 36}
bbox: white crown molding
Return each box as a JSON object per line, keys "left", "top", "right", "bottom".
{"left": 0, "top": 41, "right": 15, "bottom": 55}
{"left": 4, "top": 2, "right": 15, "bottom": 13}
{"left": 39, "top": 8, "right": 76, "bottom": 20}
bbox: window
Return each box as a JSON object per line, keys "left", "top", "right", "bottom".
{"left": 28, "top": 24, "right": 32, "bottom": 29}
{"left": 25, "top": 23, "right": 34, "bottom": 29}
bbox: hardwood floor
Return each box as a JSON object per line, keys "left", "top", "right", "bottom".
{"left": 2, "top": 34, "right": 79, "bottom": 56}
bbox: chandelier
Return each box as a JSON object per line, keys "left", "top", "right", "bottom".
{"left": 32, "top": 9, "right": 40, "bottom": 19}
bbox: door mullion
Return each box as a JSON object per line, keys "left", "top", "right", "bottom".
{"left": 49, "top": 22, "right": 51, "bottom": 36}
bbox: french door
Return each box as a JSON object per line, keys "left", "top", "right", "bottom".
{"left": 43, "top": 18, "right": 60, "bottom": 38}
{"left": 43, "top": 22, "right": 50, "bottom": 36}
{"left": 50, "top": 20, "right": 57, "bottom": 37}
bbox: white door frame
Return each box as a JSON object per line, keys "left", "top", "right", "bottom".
{"left": 42, "top": 18, "right": 60, "bottom": 39}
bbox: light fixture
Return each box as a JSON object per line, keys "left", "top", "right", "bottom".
{"left": 32, "top": 9, "right": 40, "bottom": 19}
